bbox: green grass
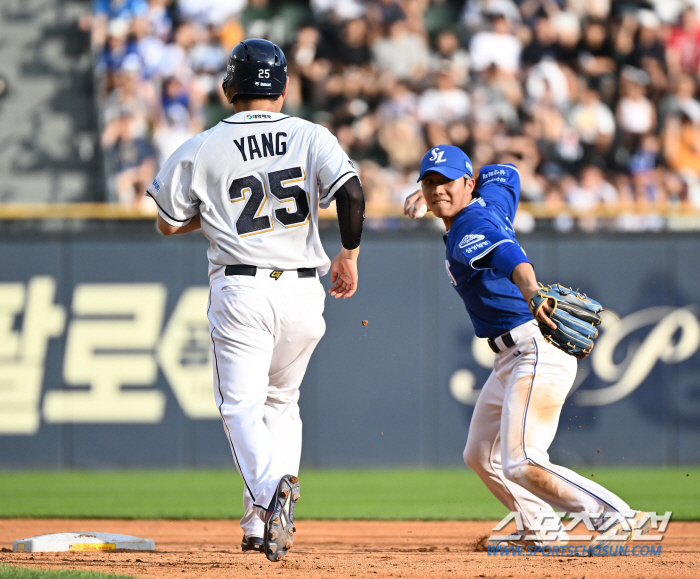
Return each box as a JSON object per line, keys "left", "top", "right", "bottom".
{"left": 0, "top": 564, "right": 136, "bottom": 579}
{"left": 0, "top": 468, "right": 697, "bottom": 520}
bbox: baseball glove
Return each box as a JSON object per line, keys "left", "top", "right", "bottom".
{"left": 528, "top": 284, "right": 603, "bottom": 359}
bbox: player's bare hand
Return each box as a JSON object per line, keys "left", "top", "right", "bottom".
{"left": 329, "top": 247, "right": 359, "bottom": 299}
{"left": 535, "top": 298, "right": 558, "bottom": 330}
{"left": 403, "top": 189, "right": 428, "bottom": 219}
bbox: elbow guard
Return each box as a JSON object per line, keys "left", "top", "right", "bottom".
{"left": 335, "top": 176, "right": 365, "bottom": 250}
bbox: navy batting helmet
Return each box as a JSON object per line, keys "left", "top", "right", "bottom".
{"left": 222, "top": 39, "right": 287, "bottom": 101}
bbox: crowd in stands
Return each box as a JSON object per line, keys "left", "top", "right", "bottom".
{"left": 88, "top": 0, "right": 700, "bottom": 231}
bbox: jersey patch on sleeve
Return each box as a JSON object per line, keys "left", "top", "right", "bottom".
{"left": 460, "top": 239, "right": 491, "bottom": 255}
{"left": 458, "top": 233, "right": 485, "bottom": 249}
{"left": 149, "top": 176, "right": 163, "bottom": 197}
{"left": 479, "top": 167, "right": 509, "bottom": 186}
{"left": 478, "top": 164, "right": 520, "bottom": 188}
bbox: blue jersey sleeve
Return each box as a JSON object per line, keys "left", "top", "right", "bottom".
{"left": 476, "top": 164, "right": 520, "bottom": 222}
{"left": 450, "top": 221, "right": 530, "bottom": 279}
{"left": 450, "top": 220, "right": 510, "bottom": 266}
{"left": 479, "top": 241, "right": 530, "bottom": 279}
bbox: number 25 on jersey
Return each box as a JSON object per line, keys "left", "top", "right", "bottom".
{"left": 228, "top": 167, "right": 311, "bottom": 237}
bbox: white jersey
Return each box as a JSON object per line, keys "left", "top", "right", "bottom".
{"left": 147, "top": 111, "right": 359, "bottom": 281}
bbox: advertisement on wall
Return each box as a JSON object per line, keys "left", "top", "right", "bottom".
{"left": 1, "top": 233, "right": 699, "bottom": 467}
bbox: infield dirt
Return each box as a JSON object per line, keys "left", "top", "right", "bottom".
{"left": 0, "top": 519, "right": 698, "bottom": 578}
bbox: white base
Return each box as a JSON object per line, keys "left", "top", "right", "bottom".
{"left": 13, "top": 532, "right": 155, "bottom": 552}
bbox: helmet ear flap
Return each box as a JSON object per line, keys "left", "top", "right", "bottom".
{"left": 221, "top": 76, "right": 231, "bottom": 101}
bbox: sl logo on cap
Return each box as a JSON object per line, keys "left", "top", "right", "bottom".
{"left": 429, "top": 148, "right": 446, "bottom": 163}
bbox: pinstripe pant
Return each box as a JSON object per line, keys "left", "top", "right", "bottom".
{"left": 463, "top": 321, "right": 630, "bottom": 540}
{"left": 208, "top": 271, "right": 326, "bottom": 538}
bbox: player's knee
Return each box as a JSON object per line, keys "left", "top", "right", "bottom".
{"left": 502, "top": 459, "right": 535, "bottom": 485}
{"left": 463, "top": 441, "right": 488, "bottom": 473}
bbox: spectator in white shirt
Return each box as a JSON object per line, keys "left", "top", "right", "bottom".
{"left": 469, "top": 12, "right": 522, "bottom": 75}
{"left": 377, "top": 79, "right": 419, "bottom": 121}
{"left": 659, "top": 73, "right": 700, "bottom": 127}
{"left": 617, "top": 67, "right": 656, "bottom": 153}
{"left": 566, "top": 164, "right": 619, "bottom": 211}
{"left": 417, "top": 68, "right": 470, "bottom": 125}
{"left": 152, "top": 105, "right": 196, "bottom": 168}
{"left": 430, "top": 30, "right": 471, "bottom": 87}
{"left": 177, "top": 0, "right": 247, "bottom": 27}
{"left": 462, "top": 0, "right": 521, "bottom": 32}
{"left": 372, "top": 17, "right": 430, "bottom": 81}
{"left": 569, "top": 83, "right": 616, "bottom": 157}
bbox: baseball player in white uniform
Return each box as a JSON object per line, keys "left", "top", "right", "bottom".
{"left": 147, "top": 39, "right": 365, "bottom": 562}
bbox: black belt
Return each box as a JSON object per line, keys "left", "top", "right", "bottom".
{"left": 487, "top": 331, "right": 515, "bottom": 353}
{"left": 225, "top": 265, "right": 316, "bottom": 278}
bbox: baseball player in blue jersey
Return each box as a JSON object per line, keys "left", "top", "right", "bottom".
{"left": 404, "top": 145, "right": 648, "bottom": 546}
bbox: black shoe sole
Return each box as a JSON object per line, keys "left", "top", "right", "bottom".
{"left": 264, "top": 475, "right": 300, "bottom": 562}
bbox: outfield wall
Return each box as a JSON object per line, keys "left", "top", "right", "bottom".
{"left": 1, "top": 228, "right": 699, "bottom": 468}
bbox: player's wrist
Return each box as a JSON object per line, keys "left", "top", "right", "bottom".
{"left": 525, "top": 286, "right": 541, "bottom": 303}
{"left": 340, "top": 246, "right": 359, "bottom": 260}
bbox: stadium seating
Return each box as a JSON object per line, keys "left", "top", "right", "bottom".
{"left": 0, "top": 0, "right": 101, "bottom": 203}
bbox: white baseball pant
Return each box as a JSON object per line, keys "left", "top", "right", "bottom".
{"left": 208, "top": 269, "right": 326, "bottom": 538}
{"left": 464, "top": 320, "right": 630, "bottom": 539}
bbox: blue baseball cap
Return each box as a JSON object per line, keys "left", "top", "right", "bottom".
{"left": 418, "top": 145, "right": 473, "bottom": 182}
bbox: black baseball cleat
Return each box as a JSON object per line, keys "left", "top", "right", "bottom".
{"left": 241, "top": 535, "right": 264, "bottom": 553}
{"left": 264, "top": 474, "right": 300, "bottom": 562}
